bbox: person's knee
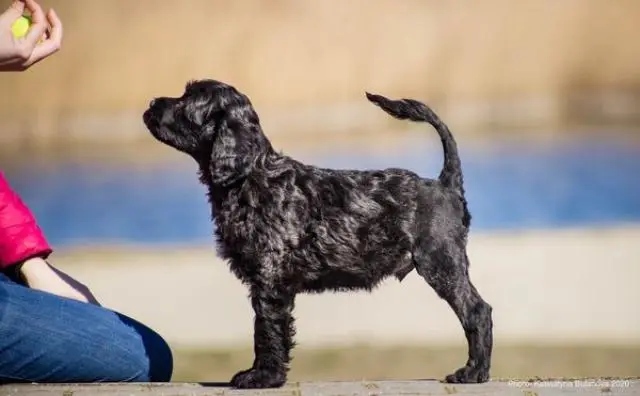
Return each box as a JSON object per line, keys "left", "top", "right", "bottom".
{"left": 80, "top": 312, "right": 174, "bottom": 383}
{"left": 143, "top": 329, "right": 174, "bottom": 382}
{"left": 0, "top": 283, "right": 174, "bottom": 383}
{"left": 80, "top": 329, "right": 172, "bottom": 383}
{"left": 113, "top": 315, "right": 174, "bottom": 382}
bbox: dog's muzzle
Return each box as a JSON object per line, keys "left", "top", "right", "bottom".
{"left": 142, "top": 108, "right": 158, "bottom": 129}
{"left": 143, "top": 98, "right": 165, "bottom": 128}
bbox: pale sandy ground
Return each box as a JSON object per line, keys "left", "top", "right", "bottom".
{"left": 50, "top": 225, "right": 640, "bottom": 349}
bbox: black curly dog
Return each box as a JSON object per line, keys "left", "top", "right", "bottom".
{"left": 143, "top": 79, "right": 493, "bottom": 389}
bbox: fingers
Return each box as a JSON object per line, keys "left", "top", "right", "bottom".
{"left": 0, "top": 0, "right": 25, "bottom": 24}
{"left": 0, "top": 0, "right": 46, "bottom": 65}
{"left": 46, "top": 8, "right": 62, "bottom": 42}
{"left": 22, "top": 0, "right": 43, "bottom": 22}
{"left": 23, "top": 8, "right": 62, "bottom": 67}
{"left": 0, "top": 0, "right": 62, "bottom": 71}
{"left": 20, "top": 0, "right": 47, "bottom": 48}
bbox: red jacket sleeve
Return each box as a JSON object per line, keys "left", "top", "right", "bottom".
{"left": 0, "top": 172, "right": 53, "bottom": 269}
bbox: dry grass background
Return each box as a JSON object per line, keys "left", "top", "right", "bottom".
{"left": 1, "top": 0, "right": 640, "bottom": 151}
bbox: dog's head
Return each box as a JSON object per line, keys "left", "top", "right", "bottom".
{"left": 143, "top": 79, "right": 273, "bottom": 186}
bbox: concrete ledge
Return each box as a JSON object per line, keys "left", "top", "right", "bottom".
{"left": 1, "top": 380, "right": 638, "bottom": 396}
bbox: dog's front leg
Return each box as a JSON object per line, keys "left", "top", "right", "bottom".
{"left": 230, "top": 284, "right": 295, "bottom": 389}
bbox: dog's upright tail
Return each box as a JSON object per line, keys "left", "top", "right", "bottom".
{"left": 366, "top": 92, "right": 463, "bottom": 194}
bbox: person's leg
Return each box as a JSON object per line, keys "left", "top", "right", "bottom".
{"left": 0, "top": 273, "right": 173, "bottom": 383}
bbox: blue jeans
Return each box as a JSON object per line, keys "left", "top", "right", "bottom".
{"left": 0, "top": 272, "right": 173, "bottom": 383}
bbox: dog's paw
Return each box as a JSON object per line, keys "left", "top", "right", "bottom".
{"left": 444, "top": 365, "right": 490, "bottom": 384}
{"left": 230, "top": 367, "right": 286, "bottom": 389}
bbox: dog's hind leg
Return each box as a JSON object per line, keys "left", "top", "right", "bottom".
{"left": 414, "top": 241, "right": 493, "bottom": 383}
{"left": 230, "top": 283, "right": 295, "bottom": 389}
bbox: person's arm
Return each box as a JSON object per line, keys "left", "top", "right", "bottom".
{"left": 0, "top": 0, "right": 62, "bottom": 72}
{"left": 0, "top": 172, "right": 100, "bottom": 305}
{"left": 17, "top": 257, "right": 101, "bottom": 305}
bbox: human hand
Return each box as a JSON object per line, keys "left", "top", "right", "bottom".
{"left": 0, "top": 0, "right": 62, "bottom": 71}
{"left": 18, "top": 257, "right": 101, "bottom": 306}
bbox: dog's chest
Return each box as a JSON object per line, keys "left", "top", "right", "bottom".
{"left": 213, "top": 205, "right": 299, "bottom": 278}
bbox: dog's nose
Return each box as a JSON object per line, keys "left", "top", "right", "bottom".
{"left": 149, "top": 99, "right": 157, "bottom": 108}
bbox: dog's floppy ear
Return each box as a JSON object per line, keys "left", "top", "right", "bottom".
{"left": 209, "top": 106, "right": 271, "bottom": 187}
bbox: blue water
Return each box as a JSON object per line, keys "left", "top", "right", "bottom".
{"left": 3, "top": 137, "right": 640, "bottom": 248}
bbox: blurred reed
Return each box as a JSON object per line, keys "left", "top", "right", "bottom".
{"left": 1, "top": 0, "right": 639, "bottom": 153}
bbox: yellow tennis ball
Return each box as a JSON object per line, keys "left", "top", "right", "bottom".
{"left": 11, "top": 15, "right": 32, "bottom": 39}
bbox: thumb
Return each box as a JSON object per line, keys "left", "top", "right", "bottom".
{"left": 0, "top": 1, "right": 25, "bottom": 26}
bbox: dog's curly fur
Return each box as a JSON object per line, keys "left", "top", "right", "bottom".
{"left": 143, "top": 79, "right": 493, "bottom": 389}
